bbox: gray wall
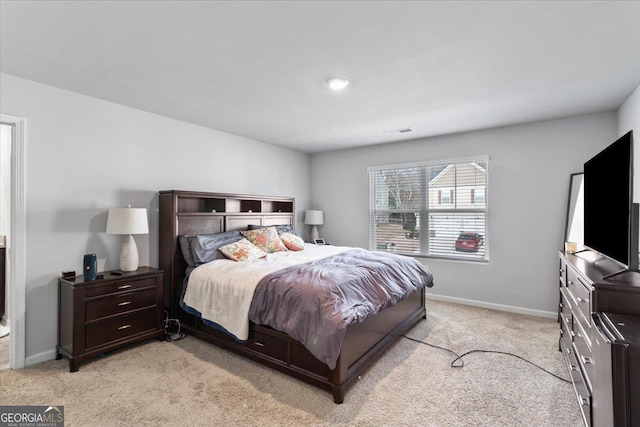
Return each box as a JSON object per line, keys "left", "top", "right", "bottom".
{"left": 310, "top": 112, "right": 618, "bottom": 316}
{"left": 618, "top": 83, "right": 640, "bottom": 202}
{"left": 0, "top": 73, "right": 311, "bottom": 363}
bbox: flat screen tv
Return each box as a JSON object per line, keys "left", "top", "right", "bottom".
{"left": 584, "top": 130, "right": 638, "bottom": 273}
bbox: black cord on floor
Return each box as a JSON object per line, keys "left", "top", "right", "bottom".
{"left": 164, "top": 311, "right": 187, "bottom": 342}
{"left": 401, "top": 334, "right": 571, "bottom": 384}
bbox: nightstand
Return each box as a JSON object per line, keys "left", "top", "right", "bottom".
{"left": 57, "top": 267, "right": 164, "bottom": 372}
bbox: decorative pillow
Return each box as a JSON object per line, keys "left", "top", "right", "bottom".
{"left": 219, "top": 238, "right": 267, "bottom": 262}
{"left": 190, "top": 231, "right": 243, "bottom": 265}
{"left": 280, "top": 232, "right": 305, "bottom": 251}
{"left": 241, "top": 226, "right": 287, "bottom": 253}
{"left": 247, "top": 224, "right": 300, "bottom": 237}
{"left": 179, "top": 235, "right": 196, "bottom": 267}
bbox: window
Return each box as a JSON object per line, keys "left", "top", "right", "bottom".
{"left": 439, "top": 190, "right": 453, "bottom": 204}
{"left": 369, "top": 157, "right": 488, "bottom": 261}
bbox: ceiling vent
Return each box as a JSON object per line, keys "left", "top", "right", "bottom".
{"left": 383, "top": 128, "right": 413, "bottom": 135}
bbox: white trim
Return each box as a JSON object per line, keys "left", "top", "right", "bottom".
{"left": 428, "top": 293, "right": 557, "bottom": 319}
{"left": 25, "top": 349, "right": 56, "bottom": 367}
{"left": 367, "top": 154, "right": 490, "bottom": 173}
{"left": 1, "top": 113, "right": 26, "bottom": 369}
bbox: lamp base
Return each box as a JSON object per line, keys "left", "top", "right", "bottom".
{"left": 120, "top": 234, "right": 139, "bottom": 272}
{"left": 310, "top": 225, "right": 320, "bottom": 242}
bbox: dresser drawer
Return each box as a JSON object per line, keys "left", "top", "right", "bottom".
{"left": 559, "top": 258, "right": 568, "bottom": 287}
{"left": 560, "top": 315, "right": 572, "bottom": 356}
{"left": 86, "top": 288, "right": 156, "bottom": 321}
{"left": 85, "top": 307, "right": 157, "bottom": 349}
{"left": 244, "top": 331, "right": 287, "bottom": 361}
{"left": 567, "top": 268, "right": 591, "bottom": 325}
{"left": 560, "top": 288, "right": 573, "bottom": 319}
{"left": 573, "top": 320, "right": 593, "bottom": 390}
{"left": 569, "top": 344, "right": 592, "bottom": 427}
{"left": 85, "top": 276, "right": 156, "bottom": 298}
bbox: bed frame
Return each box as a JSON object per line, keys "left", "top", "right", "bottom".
{"left": 158, "top": 190, "right": 427, "bottom": 403}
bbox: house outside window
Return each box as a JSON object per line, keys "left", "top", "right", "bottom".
{"left": 369, "top": 157, "right": 489, "bottom": 261}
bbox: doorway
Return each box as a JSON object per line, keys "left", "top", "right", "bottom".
{"left": 0, "top": 113, "right": 26, "bottom": 370}
{"left": 0, "top": 123, "right": 11, "bottom": 369}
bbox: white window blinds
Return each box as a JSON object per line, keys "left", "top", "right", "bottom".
{"left": 369, "top": 157, "right": 489, "bottom": 261}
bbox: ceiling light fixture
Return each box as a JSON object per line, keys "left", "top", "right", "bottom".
{"left": 326, "top": 77, "right": 349, "bottom": 91}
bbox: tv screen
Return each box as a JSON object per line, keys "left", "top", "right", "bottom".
{"left": 584, "top": 131, "right": 636, "bottom": 270}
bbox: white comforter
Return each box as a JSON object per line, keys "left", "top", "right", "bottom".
{"left": 182, "top": 244, "right": 348, "bottom": 340}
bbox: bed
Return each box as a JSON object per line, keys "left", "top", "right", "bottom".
{"left": 159, "top": 190, "right": 433, "bottom": 403}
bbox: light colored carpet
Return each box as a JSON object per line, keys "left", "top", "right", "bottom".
{"left": 0, "top": 333, "right": 8, "bottom": 370}
{"left": 0, "top": 300, "right": 582, "bottom": 426}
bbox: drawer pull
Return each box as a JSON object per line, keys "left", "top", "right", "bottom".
{"left": 254, "top": 341, "right": 265, "bottom": 347}
{"left": 117, "top": 324, "right": 131, "bottom": 331}
{"left": 576, "top": 296, "right": 589, "bottom": 303}
{"left": 581, "top": 356, "right": 592, "bottom": 365}
{"left": 118, "top": 284, "right": 133, "bottom": 290}
{"left": 579, "top": 395, "right": 589, "bottom": 406}
{"left": 567, "top": 281, "right": 574, "bottom": 286}
{"left": 570, "top": 364, "right": 576, "bottom": 371}
{"left": 117, "top": 301, "right": 132, "bottom": 307}
{"left": 570, "top": 330, "right": 576, "bottom": 338}
{"left": 566, "top": 347, "right": 572, "bottom": 355}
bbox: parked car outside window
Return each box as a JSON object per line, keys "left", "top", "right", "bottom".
{"left": 455, "top": 232, "right": 483, "bottom": 252}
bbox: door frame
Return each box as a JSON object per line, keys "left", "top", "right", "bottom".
{"left": 0, "top": 113, "right": 26, "bottom": 369}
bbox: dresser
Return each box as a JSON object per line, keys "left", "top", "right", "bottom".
{"left": 57, "top": 267, "right": 164, "bottom": 372}
{"left": 558, "top": 251, "right": 640, "bottom": 426}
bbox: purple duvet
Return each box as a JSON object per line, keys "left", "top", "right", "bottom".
{"left": 248, "top": 248, "right": 434, "bottom": 369}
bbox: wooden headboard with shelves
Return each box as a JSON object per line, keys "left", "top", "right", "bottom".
{"left": 158, "top": 190, "right": 295, "bottom": 312}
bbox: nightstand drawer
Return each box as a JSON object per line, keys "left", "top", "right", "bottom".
{"left": 85, "top": 276, "right": 156, "bottom": 298}
{"left": 85, "top": 307, "right": 157, "bottom": 349}
{"left": 244, "top": 331, "right": 287, "bottom": 361}
{"left": 86, "top": 288, "right": 157, "bottom": 321}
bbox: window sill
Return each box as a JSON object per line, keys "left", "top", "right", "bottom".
{"left": 374, "top": 249, "right": 489, "bottom": 264}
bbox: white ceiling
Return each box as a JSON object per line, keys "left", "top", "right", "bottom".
{"left": 1, "top": 1, "right": 639, "bottom": 153}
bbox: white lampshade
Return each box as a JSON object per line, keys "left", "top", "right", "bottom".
{"left": 106, "top": 207, "right": 148, "bottom": 272}
{"left": 106, "top": 207, "right": 149, "bottom": 235}
{"left": 305, "top": 210, "right": 323, "bottom": 241}
{"left": 304, "top": 210, "right": 324, "bottom": 226}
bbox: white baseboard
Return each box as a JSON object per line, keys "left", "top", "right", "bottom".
{"left": 25, "top": 348, "right": 57, "bottom": 367}
{"left": 428, "top": 293, "right": 557, "bottom": 319}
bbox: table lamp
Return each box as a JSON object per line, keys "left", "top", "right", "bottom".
{"left": 106, "top": 206, "right": 149, "bottom": 271}
{"left": 304, "top": 210, "right": 324, "bottom": 241}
